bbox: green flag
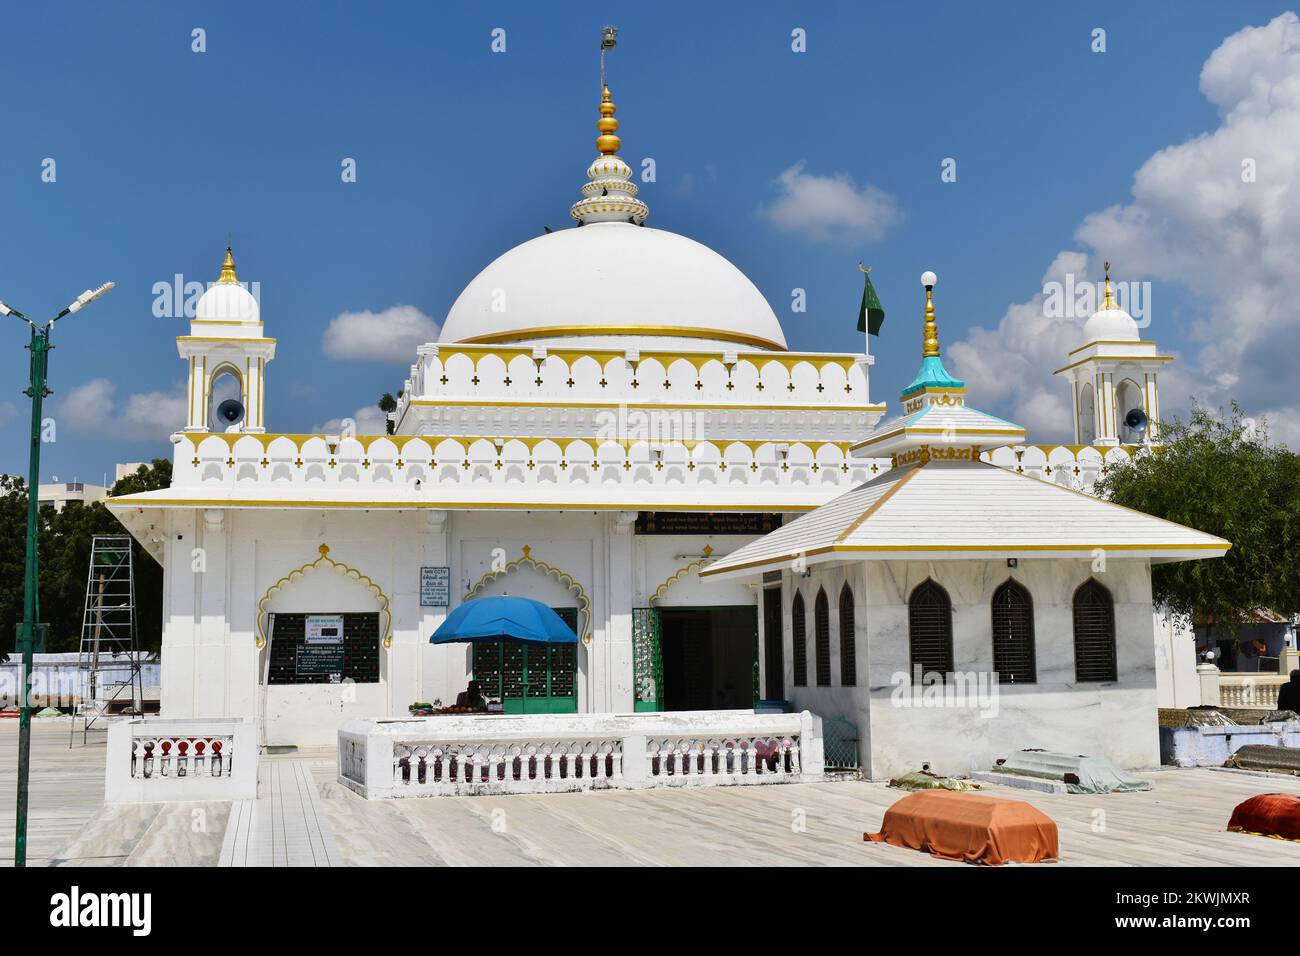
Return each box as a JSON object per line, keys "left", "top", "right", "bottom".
{"left": 857, "top": 265, "right": 885, "bottom": 335}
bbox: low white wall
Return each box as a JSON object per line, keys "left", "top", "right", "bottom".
{"left": 262, "top": 683, "right": 387, "bottom": 748}
{"left": 105, "top": 717, "right": 258, "bottom": 803}
{"left": 339, "top": 709, "right": 824, "bottom": 798}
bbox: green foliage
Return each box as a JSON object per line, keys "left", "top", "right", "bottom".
{"left": 1, "top": 459, "right": 170, "bottom": 654}
{"left": 1094, "top": 404, "right": 1300, "bottom": 633}
{"left": 378, "top": 392, "right": 397, "bottom": 435}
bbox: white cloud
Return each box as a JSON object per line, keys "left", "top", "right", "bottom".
{"left": 758, "top": 161, "right": 901, "bottom": 244}
{"left": 311, "top": 404, "right": 390, "bottom": 437}
{"left": 58, "top": 378, "right": 187, "bottom": 442}
{"left": 322, "top": 305, "right": 440, "bottom": 363}
{"left": 947, "top": 12, "right": 1300, "bottom": 446}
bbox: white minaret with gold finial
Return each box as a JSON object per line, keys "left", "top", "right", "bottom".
{"left": 569, "top": 29, "right": 649, "bottom": 226}
{"left": 1054, "top": 261, "right": 1170, "bottom": 447}
{"left": 178, "top": 244, "right": 276, "bottom": 433}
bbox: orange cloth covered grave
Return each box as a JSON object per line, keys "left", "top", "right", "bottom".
{"left": 1226, "top": 792, "right": 1300, "bottom": 843}
{"left": 865, "top": 789, "right": 1059, "bottom": 865}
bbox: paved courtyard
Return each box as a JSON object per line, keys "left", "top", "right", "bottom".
{"left": 5, "top": 720, "right": 1299, "bottom": 867}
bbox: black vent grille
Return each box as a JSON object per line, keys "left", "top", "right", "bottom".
{"left": 1073, "top": 579, "right": 1117, "bottom": 682}
{"left": 908, "top": 580, "right": 953, "bottom": 680}
{"left": 814, "top": 589, "right": 831, "bottom": 686}
{"left": 839, "top": 584, "right": 857, "bottom": 687}
{"left": 792, "top": 592, "right": 807, "bottom": 687}
{"left": 991, "top": 580, "right": 1036, "bottom": 684}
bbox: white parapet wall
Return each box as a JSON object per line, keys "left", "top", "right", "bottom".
{"left": 105, "top": 717, "right": 259, "bottom": 803}
{"left": 338, "top": 709, "right": 825, "bottom": 799}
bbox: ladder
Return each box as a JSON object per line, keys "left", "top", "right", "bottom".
{"left": 71, "top": 535, "right": 145, "bottom": 746}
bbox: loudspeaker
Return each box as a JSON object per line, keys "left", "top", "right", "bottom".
{"left": 1123, "top": 408, "right": 1148, "bottom": 433}
{"left": 217, "top": 398, "right": 245, "bottom": 426}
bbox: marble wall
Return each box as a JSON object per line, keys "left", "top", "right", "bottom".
{"left": 780, "top": 558, "right": 1160, "bottom": 778}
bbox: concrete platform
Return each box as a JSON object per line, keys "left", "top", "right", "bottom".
{"left": 8, "top": 720, "right": 1300, "bottom": 866}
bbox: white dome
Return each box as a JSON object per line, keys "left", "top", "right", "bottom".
{"left": 1081, "top": 305, "right": 1139, "bottom": 344}
{"left": 439, "top": 223, "right": 788, "bottom": 351}
{"left": 195, "top": 281, "right": 259, "bottom": 324}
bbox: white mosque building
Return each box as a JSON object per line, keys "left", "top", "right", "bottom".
{"left": 108, "top": 71, "right": 1225, "bottom": 772}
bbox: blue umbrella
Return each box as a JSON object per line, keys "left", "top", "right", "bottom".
{"left": 430, "top": 595, "right": 577, "bottom": 645}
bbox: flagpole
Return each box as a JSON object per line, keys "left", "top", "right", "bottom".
{"left": 859, "top": 262, "right": 872, "bottom": 358}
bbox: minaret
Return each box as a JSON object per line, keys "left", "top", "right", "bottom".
{"left": 569, "top": 28, "right": 649, "bottom": 226}
{"left": 1054, "top": 262, "right": 1170, "bottom": 447}
{"left": 178, "top": 243, "right": 276, "bottom": 433}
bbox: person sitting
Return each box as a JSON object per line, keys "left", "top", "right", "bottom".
{"left": 1277, "top": 669, "right": 1300, "bottom": 715}
{"left": 455, "top": 680, "right": 486, "bottom": 711}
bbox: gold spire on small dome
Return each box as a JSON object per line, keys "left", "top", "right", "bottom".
{"left": 1101, "top": 260, "right": 1117, "bottom": 310}
{"left": 595, "top": 86, "right": 621, "bottom": 155}
{"left": 217, "top": 243, "right": 239, "bottom": 284}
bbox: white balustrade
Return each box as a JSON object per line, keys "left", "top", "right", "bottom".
{"left": 106, "top": 717, "right": 258, "bottom": 803}
{"left": 1218, "top": 674, "right": 1287, "bottom": 710}
{"left": 339, "top": 710, "right": 824, "bottom": 799}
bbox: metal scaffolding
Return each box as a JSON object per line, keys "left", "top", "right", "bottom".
{"left": 71, "top": 535, "right": 144, "bottom": 746}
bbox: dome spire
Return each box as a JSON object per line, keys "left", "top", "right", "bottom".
{"left": 900, "top": 271, "right": 965, "bottom": 398}
{"left": 569, "top": 26, "right": 649, "bottom": 225}
{"left": 1101, "top": 260, "right": 1117, "bottom": 310}
{"left": 218, "top": 242, "right": 239, "bottom": 284}
{"left": 596, "top": 86, "right": 621, "bottom": 155}
{"left": 921, "top": 270, "right": 940, "bottom": 357}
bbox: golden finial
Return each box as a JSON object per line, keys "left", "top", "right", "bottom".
{"left": 596, "top": 86, "right": 621, "bottom": 155}
{"left": 218, "top": 243, "right": 239, "bottom": 284}
{"left": 921, "top": 271, "right": 940, "bottom": 358}
{"left": 318, "top": 543, "right": 330, "bottom": 557}
{"left": 1101, "top": 260, "right": 1117, "bottom": 309}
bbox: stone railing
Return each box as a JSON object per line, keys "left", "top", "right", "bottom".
{"left": 1196, "top": 663, "right": 1291, "bottom": 710}
{"left": 168, "top": 432, "right": 880, "bottom": 498}
{"left": 982, "top": 444, "right": 1137, "bottom": 493}
{"left": 338, "top": 710, "right": 824, "bottom": 799}
{"left": 105, "top": 717, "right": 258, "bottom": 803}
{"left": 1218, "top": 674, "right": 1288, "bottom": 710}
{"left": 396, "top": 344, "right": 874, "bottom": 423}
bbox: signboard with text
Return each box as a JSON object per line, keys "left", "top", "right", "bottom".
{"left": 420, "top": 567, "right": 451, "bottom": 607}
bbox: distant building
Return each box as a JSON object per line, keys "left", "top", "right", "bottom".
{"left": 115, "top": 462, "right": 149, "bottom": 483}
{"left": 38, "top": 480, "right": 107, "bottom": 511}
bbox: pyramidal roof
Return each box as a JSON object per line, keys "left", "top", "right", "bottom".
{"left": 700, "top": 459, "right": 1229, "bottom": 579}
{"left": 702, "top": 272, "right": 1229, "bottom": 580}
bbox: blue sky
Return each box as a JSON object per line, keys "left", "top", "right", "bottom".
{"left": 2, "top": 1, "right": 1296, "bottom": 484}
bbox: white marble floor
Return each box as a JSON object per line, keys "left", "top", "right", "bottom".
{"left": 219, "top": 759, "right": 342, "bottom": 867}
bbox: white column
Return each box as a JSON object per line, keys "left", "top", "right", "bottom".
{"left": 195, "top": 508, "right": 229, "bottom": 716}
{"left": 605, "top": 511, "right": 637, "bottom": 712}
{"left": 418, "top": 511, "right": 457, "bottom": 707}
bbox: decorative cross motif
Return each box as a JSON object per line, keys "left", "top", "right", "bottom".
{"left": 655, "top": 460, "right": 663, "bottom": 471}
{"left": 687, "top": 461, "right": 696, "bottom": 471}
{"left": 527, "top": 460, "right": 535, "bottom": 470}
{"left": 361, "top": 459, "right": 371, "bottom": 469}
{"left": 756, "top": 382, "right": 764, "bottom": 391}
{"left": 535, "top": 376, "right": 543, "bottom": 386}
{"left": 226, "top": 457, "right": 235, "bottom": 467}
{"left": 394, "top": 459, "right": 404, "bottom": 468}
{"left": 816, "top": 383, "right": 825, "bottom": 392}
{"left": 781, "top": 462, "right": 789, "bottom": 472}
{"left": 599, "top": 378, "right": 608, "bottom": 388}
{"left": 259, "top": 457, "right": 269, "bottom": 467}
{"left": 494, "top": 459, "right": 503, "bottom": 470}
{"left": 841, "top": 463, "right": 849, "bottom": 472}
{"left": 663, "top": 379, "right": 671, "bottom": 390}
{"left": 844, "top": 383, "right": 852, "bottom": 393}
{"left": 560, "top": 460, "right": 568, "bottom": 470}
{"left": 750, "top": 462, "right": 758, "bottom": 472}
{"left": 471, "top": 375, "right": 480, "bottom": 386}
{"left": 695, "top": 380, "right": 704, "bottom": 390}
{"left": 192, "top": 457, "right": 200, "bottom": 467}
{"left": 630, "top": 379, "right": 639, "bottom": 389}
{"left": 327, "top": 458, "right": 337, "bottom": 469}
{"left": 566, "top": 377, "right": 575, "bottom": 388}
{"left": 725, "top": 380, "right": 734, "bottom": 391}
{"left": 623, "top": 459, "right": 632, "bottom": 470}
{"left": 787, "top": 382, "right": 795, "bottom": 392}
{"left": 294, "top": 458, "right": 304, "bottom": 468}
{"left": 503, "top": 376, "right": 512, "bottom": 386}
{"left": 462, "top": 459, "right": 470, "bottom": 469}
{"left": 439, "top": 375, "right": 448, "bottom": 385}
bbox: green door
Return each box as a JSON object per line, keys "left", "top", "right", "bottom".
{"left": 471, "top": 607, "right": 578, "bottom": 715}
{"left": 632, "top": 607, "right": 663, "bottom": 712}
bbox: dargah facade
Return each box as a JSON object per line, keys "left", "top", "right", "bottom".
{"left": 107, "top": 74, "right": 1225, "bottom": 774}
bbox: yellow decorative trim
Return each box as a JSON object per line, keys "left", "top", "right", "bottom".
{"left": 454, "top": 324, "right": 789, "bottom": 353}
{"left": 255, "top": 543, "right": 393, "bottom": 650}
{"left": 108, "top": 495, "right": 823, "bottom": 513}
{"left": 650, "top": 545, "right": 715, "bottom": 605}
{"left": 408, "top": 398, "right": 883, "bottom": 413}
{"left": 463, "top": 545, "right": 592, "bottom": 645}
{"left": 701, "top": 540, "right": 1231, "bottom": 577}
{"left": 179, "top": 431, "right": 856, "bottom": 458}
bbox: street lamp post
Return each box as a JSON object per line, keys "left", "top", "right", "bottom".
{"left": 2, "top": 281, "right": 113, "bottom": 867}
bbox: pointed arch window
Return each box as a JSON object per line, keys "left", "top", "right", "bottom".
{"left": 908, "top": 580, "right": 953, "bottom": 680}
{"left": 1073, "top": 578, "right": 1117, "bottom": 682}
{"left": 814, "top": 588, "right": 831, "bottom": 686}
{"left": 839, "top": 583, "right": 857, "bottom": 687}
{"left": 991, "top": 580, "right": 1036, "bottom": 684}
{"left": 792, "top": 591, "right": 807, "bottom": 687}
